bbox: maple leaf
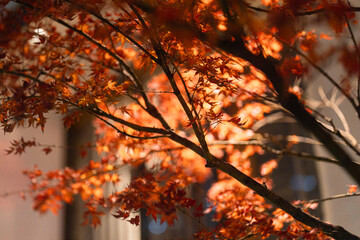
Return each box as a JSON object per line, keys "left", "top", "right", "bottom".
{"left": 228, "top": 117, "right": 246, "bottom": 127}
{"left": 92, "top": 25, "right": 110, "bottom": 42}
{"left": 160, "top": 213, "right": 178, "bottom": 226}
{"left": 194, "top": 202, "right": 204, "bottom": 218}
{"left": 3, "top": 123, "right": 15, "bottom": 133}
{"left": 113, "top": 210, "right": 130, "bottom": 220}
{"left": 128, "top": 215, "right": 140, "bottom": 226}
{"left": 280, "top": 56, "right": 305, "bottom": 78}
{"left": 180, "top": 198, "right": 196, "bottom": 209}
{"left": 119, "top": 106, "right": 132, "bottom": 116}
{"left": 90, "top": 215, "right": 102, "bottom": 228}
{"left": 42, "top": 147, "right": 52, "bottom": 155}
{"left": 80, "top": 149, "right": 88, "bottom": 158}
{"left": 260, "top": 159, "right": 278, "bottom": 176}
{"left": 347, "top": 185, "right": 357, "bottom": 194}
{"left": 5, "top": 138, "right": 37, "bottom": 155}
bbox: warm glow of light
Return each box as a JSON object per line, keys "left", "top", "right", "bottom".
{"left": 29, "top": 28, "right": 48, "bottom": 45}
{"left": 261, "top": 0, "right": 279, "bottom": 6}
{"left": 256, "top": 32, "right": 283, "bottom": 59}
{"left": 202, "top": 0, "right": 214, "bottom": 5}
{"left": 217, "top": 23, "right": 227, "bottom": 31}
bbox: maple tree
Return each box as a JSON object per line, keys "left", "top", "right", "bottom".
{"left": 2, "top": 0, "right": 360, "bottom": 239}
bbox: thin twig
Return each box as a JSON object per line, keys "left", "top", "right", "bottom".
{"left": 88, "top": 110, "right": 170, "bottom": 140}
{"left": 305, "top": 192, "right": 360, "bottom": 204}
{"left": 344, "top": 13, "right": 360, "bottom": 102}
{"left": 247, "top": 5, "right": 360, "bottom": 16}
{"left": 318, "top": 86, "right": 350, "bottom": 133}
{"left": 211, "top": 140, "right": 343, "bottom": 166}
{"left": 0, "top": 189, "right": 29, "bottom": 198}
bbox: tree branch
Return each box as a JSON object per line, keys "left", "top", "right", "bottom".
{"left": 209, "top": 154, "right": 359, "bottom": 239}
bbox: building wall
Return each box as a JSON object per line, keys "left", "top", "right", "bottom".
{"left": 0, "top": 114, "right": 64, "bottom": 240}
{"left": 312, "top": 84, "right": 360, "bottom": 235}
{"left": 307, "top": 19, "right": 360, "bottom": 234}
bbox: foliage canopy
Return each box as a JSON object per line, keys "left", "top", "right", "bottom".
{"left": 2, "top": 0, "right": 360, "bottom": 239}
